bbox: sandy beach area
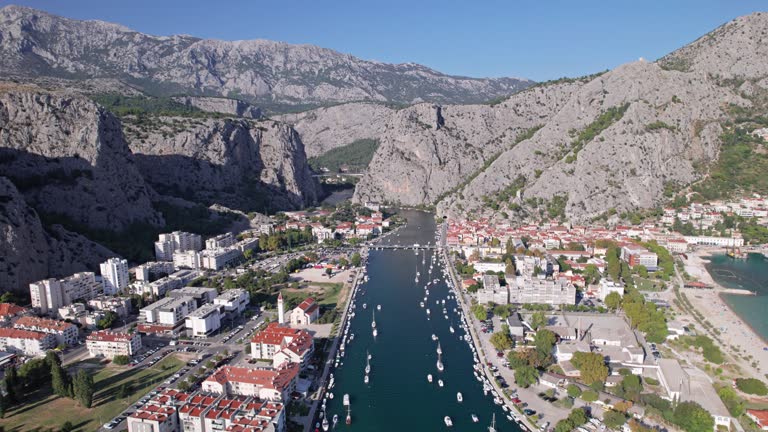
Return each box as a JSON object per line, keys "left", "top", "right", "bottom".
{"left": 680, "top": 249, "right": 768, "bottom": 378}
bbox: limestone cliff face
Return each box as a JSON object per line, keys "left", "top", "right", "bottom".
{"left": 439, "top": 61, "right": 746, "bottom": 221}
{"left": 0, "top": 5, "right": 532, "bottom": 111}
{"left": 0, "top": 177, "right": 115, "bottom": 293}
{"left": 127, "top": 118, "right": 319, "bottom": 212}
{"left": 0, "top": 85, "right": 163, "bottom": 230}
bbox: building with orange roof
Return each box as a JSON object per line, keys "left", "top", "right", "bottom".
{"left": 747, "top": 410, "right": 768, "bottom": 431}
{"left": 0, "top": 303, "right": 27, "bottom": 325}
{"left": 288, "top": 298, "right": 319, "bottom": 326}
{"left": 13, "top": 315, "right": 78, "bottom": 347}
{"left": 202, "top": 364, "right": 299, "bottom": 402}
{"left": 250, "top": 322, "right": 314, "bottom": 369}
{"left": 0, "top": 327, "right": 55, "bottom": 356}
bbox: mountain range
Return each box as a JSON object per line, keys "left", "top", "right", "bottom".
{"left": 2, "top": 5, "right": 768, "bottom": 294}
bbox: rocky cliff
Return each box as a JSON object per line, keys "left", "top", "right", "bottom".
{"left": 0, "top": 5, "right": 532, "bottom": 111}
{"left": 0, "top": 176, "right": 115, "bottom": 293}
{"left": 172, "top": 96, "right": 262, "bottom": 119}
{"left": 126, "top": 117, "right": 319, "bottom": 212}
{"left": 0, "top": 84, "right": 164, "bottom": 231}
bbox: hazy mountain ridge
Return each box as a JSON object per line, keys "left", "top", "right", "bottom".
{"left": 0, "top": 5, "right": 533, "bottom": 111}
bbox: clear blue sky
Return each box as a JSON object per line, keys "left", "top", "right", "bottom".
{"left": 2, "top": 0, "right": 766, "bottom": 81}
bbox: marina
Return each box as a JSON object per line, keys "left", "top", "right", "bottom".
{"left": 321, "top": 210, "right": 517, "bottom": 431}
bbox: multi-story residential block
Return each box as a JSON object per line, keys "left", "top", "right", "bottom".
{"left": 508, "top": 277, "right": 577, "bottom": 305}
{"left": 683, "top": 235, "right": 745, "bottom": 247}
{"left": 205, "top": 233, "right": 235, "bottom": 250}
{"left": 13, "top": 316, "right": 79, "bottom": 347}
{"left": 29, "top": 278, "right": 64, "bottom": 315}
{"left": 134, "top": 261, "right": 176, "bottom": 282}
{"left": 0, "top": 328, "right": 55, "bottom": 356}
{"left": 596, "top": 279, "right": 624, "bottom": 302}
{"left": 87, "top": 330, "right": 142, "bottom": 359}
{"left": 620, "top": 245, "right": 658, "bottom": 270}
{"left": 185, "top": 304, "right": 223, "bottom": 337}
{"left": 289, "top": 298, "right": 320, "bottom": 326}
{"left": 202, "top": 364, "right": 299, "bottom": 402}
{"left": 476, "top": 275, "right": 509, "bottom": 305}
{"left": 250, "top": 323, "right": 314, "bottom": 368}
{"left": 214, "top": 289, "right": 250, "bottom": 315}
{"left": 155, "top": 231, "right": 203, "bottom": 261}
{"left": 133, "top": 269, "right": 200, "bottom": 297}
{"left": 168, "top": 286, "right": 218, "bottom": 307}
{"left": 88, "top": 296, "right": 132, "bottom": 317}
{"left": 100, "top": 257, "right": 129, "bottom": 295}
{"left": 141, "top": 296, "right": 197, "bottom": 328}
{"left": 173, "top": 250, "right": 202, "bottom": 270}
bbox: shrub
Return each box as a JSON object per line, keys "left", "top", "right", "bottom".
{"left": 581, "top": 390, "right": 598, "bottom": 402}
{"left": 736, "top": 378, "right": 768, "bottom": 396}
{"left": 112, "top": 355, "right": 130, "bottom": 365}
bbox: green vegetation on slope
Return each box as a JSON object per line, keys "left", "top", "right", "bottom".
{"left": 308, "top": 139, "right": 380, "bottom": 173}
{"left": 92, "top": 94, "right": 227, "bottom": 118}
{"left": 565, "top": 103, "right": 629, "bottom": 163}
{"left": 692, "top": 127, "right": 768, "bottom": 200}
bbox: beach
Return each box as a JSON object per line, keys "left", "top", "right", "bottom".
{"left": 679, "top": 248, "right": 768, "bottom": 378}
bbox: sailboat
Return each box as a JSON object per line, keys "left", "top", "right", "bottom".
{"left": 372, "top": 310, "right": 376, "bottom": 328}
{"left": 365, "top": 351, "right": 371, "bottom": 374}
{"left": 488, "top": 413, "right": 496, "bottom": 432}
{"left": 322, "top": 414, "right": 329, "bottom": 431}
{"left": 457, "top": 392, "right": 463, "bottom": 402}
{"left": 332, "top": 414, "right": 339, "bottom": 428}
{"left": 437, "top": 349, "right": 444, "bottom": 372}
{"left": 346, "top": 405, "right": 352, "bottom": 425}
{"left": 436, "top": 342, "right": 442, "bottom": 355}
{"left": 364, "top": 374, "right": 369, "bottom": 384}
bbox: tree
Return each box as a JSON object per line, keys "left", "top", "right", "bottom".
{"left": 60, "top": 421, "right": 75, "bottom": 432}
{"left": 73, "top": 370, "right": 95, "bottom": 408}
{"left": 325, "top": 267, "right": 333, "bottom": 278}
{"left": 534, "top": 329, "right": 557, "bottom": 355}
{"left": 339, "top": 257, "right": 349, "bottom": 268}
{"left": 4, "top": 366, "right": 18, "bottom": 403}
{"left": 566, "top": 384, "right": 582, "bottom": 398}
{"left": 571, "top": 352, "right": 608, "bottom": 386}
{"left": 583, "top": 264, "right": 601, "bottom": 285}
{"left": 717, "top": 386, "right": 745, "bottom": 417}
{"left": 97, "top": 311, "right": 118, "bottom": 330}
{"left": 736, "top": 378, "right": 768, "bottom": 395}
{"left": 493, "top": 304, "right": 512, "bottom": 319}
{"left": 530, "top": 311, "right": 547, "bottom": 330}
{"left": 471, "top": 304, "right": 487, "bottom": 321}
{"left": 243, "top": 249, "right": 254, "bottom": 261}
{"left": 635, "top": 265, "right": 649, "bottom": 278}
{"left": 507, "top": 351, "right": 529, "bottom": 369}
{"left": 620, "top": 374, "right": 643, "bottom": 401}
{"left": 605, "top": 291, "right": 622, "bottom": 311}
{"left": 673, "top": 401, "right": 714, "bottom": 432}
{"left": 490, "top": 331, "right": 514, "bottom": 351}
{"left": 604, "top": 411, "right": 627, "bottom": 429}
{"left": 112, "top": 355, "right": 130, "bottom": 365}
{"left": 581, "top": 390, "right": 598, "bottom": 402}
{"left": 514, "top": 365, "right": 539, "bottom": 388}
{"left": 51, "top": 359, "right": 72, "bottom": 398}
{"left": 505, "top": 258, "right": 516, "bottom": 276}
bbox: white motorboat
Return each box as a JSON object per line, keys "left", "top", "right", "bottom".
{"left": 472, "top": 414, "right": 479, "bottom": 423}
{"left": 426, "top": 309, "right": 431, "bottom": 316}
{"left": 457, "top": 392, "right": 463, "bottom": 402}
{"left": 322, "top": 415, "right": 329, "bottom": 431}
{"left": 444, "top": 416, "right": 453, "bottom": 427}
{"left": 449, "top": 326, "right": 455, "bottom": 334}
{"left": 371, "top": 310, "right": 376, "bottom": 328}
{"left": 373, "top": 327, "right": 378, "bottom": 337}
{"left": 438, "top": 379, "right": 444, "bottom": 387}
{"left": 488, "top": 413, "right": 497, "bottom": 432}
{"left": 362, "top": 303, "right": 367, "bottom": 309}
{"left": 431, "top": 334, "right": 438, "bottom": 341}
{"left": 420, "top": 302, "right": 425, "bottom": 308}
{"left": 332, "top": 414, "right": 338, "bottom": 428}
{"left": 377, "top": 304, "right": 381, "bottom": 311}
{"left": 427, "top": 374, "right": 433, "bottom": 383}
{"left": 328, "top": 392, "right": 334, "bottom": 399}
{"left": 436, "top": 342, "right": 442, "bottom": 355}
{"left": 364, "top": 374, "right": 369, "bottom": 384}
{"left": 343, "top": 394, "right": 350, "bottom": 406}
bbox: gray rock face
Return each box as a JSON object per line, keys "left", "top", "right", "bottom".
{"left": 659, "top": 12, "right": 768, "bottom": 79}
{"left": 0, "top": 84, "right": 164, "bottom": 231}
{"left": 127, "top": 118, "right": 319, "bottom": 212}
{"left": 0, "top": 5, "right": 532, "bottom": 111}
{"left": 439, "top": 61, "right": 746, "bottom": 221}
{"left": 0, "top": 176, "right": 115, "bottom": 293}
{"left": 172, "top": 96, "right": 262, "bottom": 119}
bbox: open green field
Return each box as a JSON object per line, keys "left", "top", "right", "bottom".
{"left": 635, "top": 277, "right": 665, "bottom": 291}
{"left": 0, "top": 355, "right": 183, "bottom": 432}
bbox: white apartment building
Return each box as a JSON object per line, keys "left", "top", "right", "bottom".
{"left": 133, "top": 269, "right": 200, "bottom": 298}
{"left": 508, "top": 277, "right": 577, "bottom": 306}
{"left": 202, "top": 364, "right": 299, "bottom": 402}
{"left": 597, "top": 279, "right": 625, "bottom": 302}
{"left": 250, "top": 322, "right": 314, "bottom": 369}
{"left": 88, "top": 296, "right": 132, "bottom": 317}
{"left": 185, "top": 304, "right": 222, "bottom": 337}
{"left": 168, "top": 286, "right": 217, "bottom": 307}
{"left": 214, "top": 289, "right": 249, "bottom": 315}
{"left": 87, "top": 330, "right": 142, "bottom": 359}
{"left": 154, "top": 231, "right": 203, "bottom": 261}
{"left": 141, "top": 296, "right": 197, "bottom": 327}
{"left": 200, "top": 247, "right": 241, "bottom": 270}
{"left": 30, "top": 278, "right": 64, "bottom": 315}
{"left": 134, "top": 261, "right": 175, "bottom": 282}
{"left": 30, "top": 272, "right": 103, "bottom": 316}
{"left": 205, "top": 233, "right": 235, "bottom": 250}
{"left": 0, "top": 328, "right": 55, "bottom": 356}
{"left": 173, "top": 250, "right": 201, "bottom": 270}
{"left": 476, "top": 275, "right": 509, "bottom": 305}
{"left": 101, "top": 257, "right": 129, "bottom": 295}
{"left": 684, "top": 235, "right": 745, "bottom": 247}
{"left": 13, "top": 316, "right": 79, "bottom": 347}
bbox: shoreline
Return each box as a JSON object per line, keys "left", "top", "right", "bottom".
{"left": 680, "top": 248, "right": 768, "bottom": 375}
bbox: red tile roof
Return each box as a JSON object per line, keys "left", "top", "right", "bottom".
{"left": 87, "top": 330, "right": 138, "bottom": 343}
{"left": 296, "top": 298, "right": 318, "bottom": 315}
{"left": 0, "top": 327, "right": 49, "bottom": 340}
{"left": 0, "top": 303, "right": 26, "bottom": 317}
{"left": 748, "top": 410, "right": 768, "bottom": 427}
{"left": 205, "top": 364, "right": 299, "bottom": 392}
{"left": 14, "top": 316, "right": 75, "bottom": 333}
{"left": 251, "top": 322, "right": 312, "bottom": 356}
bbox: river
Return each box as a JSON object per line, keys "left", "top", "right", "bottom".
{"left": 705, "top": 253, "right": 768, "bottom": 341}
{"left": 322, "top": 210, "right": 516, "bottom": 431}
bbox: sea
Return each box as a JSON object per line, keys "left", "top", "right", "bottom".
{"left": 704, "top": 253, "right": 768, "bottom": 342}
{"left": 322, "top": 209, "right": 516, "bottom": 431}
